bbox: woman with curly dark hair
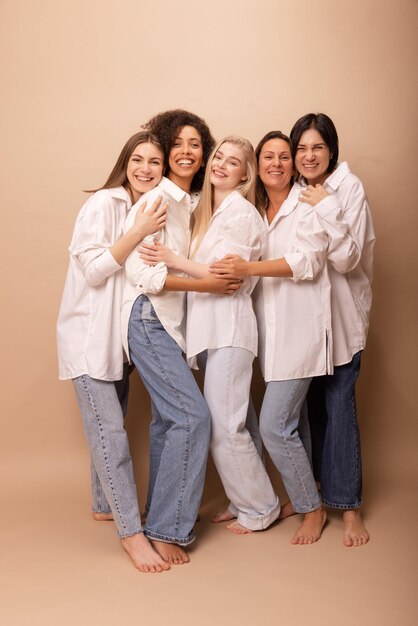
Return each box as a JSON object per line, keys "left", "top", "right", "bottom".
{"left": 143, "top": 109, "right": 215, "bottom": 192}
{"left": 122, "top": 110, "right": 241, "bottom": 565}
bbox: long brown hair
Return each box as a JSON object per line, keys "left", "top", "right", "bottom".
{"left": 255, "top": 130, "right": 293, "bottom": 214}
{"left": 87, "top": 131, "right": 164, "bottom": 193}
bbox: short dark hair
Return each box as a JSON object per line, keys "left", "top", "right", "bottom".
{"left": 142, "top": 109, "right": 215, "bottom": 192}
{"left": 290, "top": 113, "right": 339, "bottom": 174}
{"left": 255, "top": 130, "right": 293, "bottom": 213}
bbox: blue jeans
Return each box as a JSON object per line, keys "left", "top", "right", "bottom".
{"left": 307, "top": 351, "right": 363, "bottom": 509}
{"left": 128, "top": 295, "right": 211, "bottom": 545}
{"left": 73, "top": 367, "right": 142, "bottom": 538}
{"left": 259, "top": 378, "right": 321, "bottom": 514}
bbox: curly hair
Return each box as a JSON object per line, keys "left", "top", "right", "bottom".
{"left": 142, "top": 109, "right": 215, "bottom": 192}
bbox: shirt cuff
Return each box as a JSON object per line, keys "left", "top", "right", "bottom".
{"left": 314, "top": 194, "right": 340, "bottom": 220}
{"left": 134, "top": 263, "right": 168, "bottom": 294}
{"left": 284, "top": 252, "right": 311, "bottom": 282}
{"left": 84, "top": 248, "right": 122, "bottom": 286}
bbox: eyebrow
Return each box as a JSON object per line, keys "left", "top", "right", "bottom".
{"left": 298, "top": 142, "right": 327, "bottom": 147}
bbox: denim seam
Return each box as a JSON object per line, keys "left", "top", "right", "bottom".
{"left": 280, "top": 379, "right": 318, "bottom": 512}
{"left": 80, "top": 375, "right": 127, "bottom": 535}
{"left": 138, "top": 303, "right": 191, "bottom": 536}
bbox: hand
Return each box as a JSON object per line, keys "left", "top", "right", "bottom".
{"left": 203, "top": 274, "right": 243, "bottom": 295}
{"left": 138, "top": 241, "right": 178, "bottom": 268}
{"left": 131, "top": 196, "right": 167, "bottom": 238}
{"left": 299, "top": 184, "right": 329, "bottom": 207}
{"left": 209, "top": 254, "right": 249, "bottom": 279}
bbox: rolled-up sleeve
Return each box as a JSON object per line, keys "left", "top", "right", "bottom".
{"left": 70, "top": 192, "right": 123, "bottom": 287}
{"left": 123, "top": 189, "right": 168, "bottom": 294}
{"left": 314, "top": 192, "right": 361, "bottom": 273}
{"left": 284, "top": 207, "right": 328, "bottom": 281}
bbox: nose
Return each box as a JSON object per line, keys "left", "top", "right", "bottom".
{"left": 141, "top": 161, "right": 151, "bottom": 173}
{"left": 305, "top": 149, "right": 315, "bottom": 161}
{"left": 272, "top": 156, "right": 281, "bottom": 167}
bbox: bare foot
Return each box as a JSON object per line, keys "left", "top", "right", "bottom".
{"left": 151, "top": 540, "right": 190, "bottom": 565}
{"left": 212, "top": 509, "right": 236, "bottom": 524}
{"left": 291, "top": 507, "right": 327, "bottom": 545}
{"left": 343, "top": 509, "right": 369, "bottom": 547}
{"left": 92, "top": 512, "right": 113, "bottom": 521}
{"left": 278, "top": 500, "right": 296, "bottom": 520}
{"left": 121, "top": 532, "right": 170, "bottom": 573}
{"left": 226, "top": 520, "right": 253, "bottom": 535}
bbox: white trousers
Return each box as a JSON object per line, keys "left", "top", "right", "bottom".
{"left": 199, "top": 347, "right": 280, "bottom": 530}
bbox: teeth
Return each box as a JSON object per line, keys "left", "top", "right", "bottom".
{"left": 178, "top": 160, "right": 193, "bottom": 165}
{"left": 136, "top": 177, "right": 152, "bottom": 181}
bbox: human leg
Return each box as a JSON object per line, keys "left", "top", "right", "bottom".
{"left": 73, "top": 374, "right": 169, "bottom": 571}
{"left": 202, "top": 348, "right": 280, "bottom": 532}
{"left": 306, "top": 375, "right": 328, "bottom": 481}
{"left": 320, "top": 352, "right": 369, "bottom": 546}
{"left": 128, "top": 296, "right": 211, "bottom": 550}
{"left": 259, "top": 378, "right": 325, "bottom": 543}
{"left": 90, "top": 365, "right": 130, "bottom": 519}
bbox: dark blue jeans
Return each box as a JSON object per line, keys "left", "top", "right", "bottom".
{"left": 307, "top": 351, "right": 363, "bottom": 510}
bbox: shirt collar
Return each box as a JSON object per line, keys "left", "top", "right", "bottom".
{"left": 213, "top": 190, "right": 243, "bottom": 217}
{"left": 109, "top": 186, "right": 132, "bottom": 204}
{"left": 265, "top": 183, "right": 301, "bottom": 229}
{"left": 323, "top": 161, "right": 351, "bottom": 191}
{"left": 158, "top": 176, "right": 189, "bottom": 202}
{"left": 298, "top": 161, "right": 351, "bottom": 191}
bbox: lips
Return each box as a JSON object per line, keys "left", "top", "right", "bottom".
{"left": 177, "top": 159, "right": 194, "bottom": 167}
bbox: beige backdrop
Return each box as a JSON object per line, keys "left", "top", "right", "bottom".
{"left": 1, "top": 1, "right": 417, "bottom": 625}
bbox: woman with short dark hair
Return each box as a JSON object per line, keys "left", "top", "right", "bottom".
{"left": 290, "top": 112, "right": 375, "bottom": 547}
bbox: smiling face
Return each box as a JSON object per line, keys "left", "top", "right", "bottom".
{"left": 126, "top": 142, "right": 164, "bottom": 202}
{"left": 294, "top": 128, "right": 331, "bottom": 185}
{"left": 168, "top": 125, "right": 204, "bottom": 191}
{"left": 210, "top": 142, "right": 247, "bottom": 193}
{"left": 258, "top": 138, "right": 293, "bottom": 192}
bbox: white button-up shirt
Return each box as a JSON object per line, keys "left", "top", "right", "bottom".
{"left": 256, "top": 183, "right": 335, "bottom": 382}
{"left": 305, "top": 162, "right": 375, "bottom": 365}
{"left": 57, "top": 187, "right": 131, "bottom": 381}
{"left": 121, "top": 177, "right": 199, "bottom": 356}
{"left": 186, "top": 190, "right": 266, "bottom": 361}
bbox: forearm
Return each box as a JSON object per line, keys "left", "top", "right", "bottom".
{"left": 246, "top": 258, "right": 293, "bottom": 278}
{"left": 110, "top": 228, "right": 152, "bottom": 266}
{"left": 173, "top": 257, "right": 209, "bottom": 279}
{"left": 165, "top": 274, "right": 214, "bottom": 292}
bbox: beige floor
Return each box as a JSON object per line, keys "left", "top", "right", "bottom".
{"left": 1, "top": 451, "right": 416, "bottom": 626}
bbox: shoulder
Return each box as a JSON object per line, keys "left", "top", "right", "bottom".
{"left": 82, "top": 188, "right": 126, "bottom": 214}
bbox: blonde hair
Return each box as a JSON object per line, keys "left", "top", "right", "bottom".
{"left": 191, "top": 135, "right": 257, "bottom": 256}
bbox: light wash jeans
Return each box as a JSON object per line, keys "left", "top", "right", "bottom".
{"left": 128, "top": 295, "right": 211, "bottom": 545}
{"left": 199, "top": 348, "right": 280, "bottom": 530}
{"left": 260, "top": 378, "right": 321, "bottom": 514}
{"left": 73, "top": 367, "right": 142, "bottom": 538}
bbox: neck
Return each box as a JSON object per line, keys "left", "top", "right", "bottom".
{"left": 168, "top": 172, "right": 192, "bottom": 193}
{"left": 213, "top": 187, "right": 236, "bottom": 211}
{"left": 266, "top": 185, "right": 291, "bottom": 213}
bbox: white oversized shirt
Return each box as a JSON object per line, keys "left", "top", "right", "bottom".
{"left": 256, "top": 183, "right": 336, "bottom": 382}
{"left": 186, "top": 190, "right": 266, "bottom": 362}
{"left": 57, "top": 187, "right": 131, "bottom": 381}
{"left": 121, "top": 177, "right": 199, "bottom": 355}
{"left": 303, "top": 162, "right": 375, "bottom": 365}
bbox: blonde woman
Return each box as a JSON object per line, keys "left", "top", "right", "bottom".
{"left": 140, "top": 136, "right": 280, "bottom": 534}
